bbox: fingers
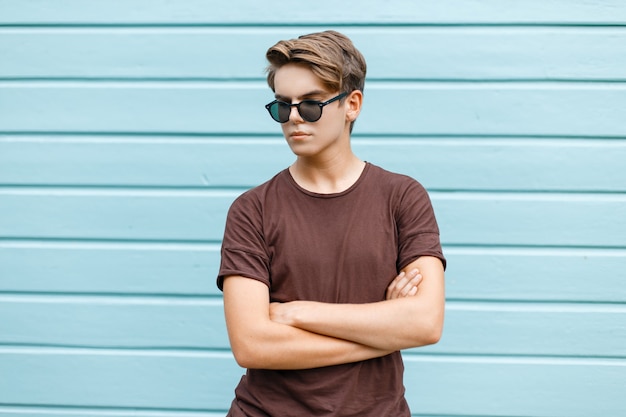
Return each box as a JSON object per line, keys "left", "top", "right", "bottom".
{"left": 386, "top": 272, "right": 406, "bottom": 300}
{"left": 386, "top": 269, "right": 422, "bottom": 300}
{"left": 400, "top": 269, "right": 421, "bottom": 297}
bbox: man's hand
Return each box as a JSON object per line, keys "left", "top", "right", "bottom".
{"left": 270, "top": 300, "right": 303, "bottom": 326}
{"left": 386, "top": 269, "right": 422, "bottom": 300}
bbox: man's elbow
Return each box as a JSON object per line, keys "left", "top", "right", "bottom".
{"left": 232, "top": 346, "right": 266, "bottom": 369}
{"left": 229, "top": 337, "right": 269, "bottom": 369}
{"left": 411, "top": 316, "right": 444, "bottom": 347}
{"left": 422, "top": 322, "right": 443, "bottom": 346}
{"left": 231, "top": 346, "right": 253, "bottom": 369}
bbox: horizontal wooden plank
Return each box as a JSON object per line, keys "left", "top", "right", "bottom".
{"left": 433, "top": 192, "right": 626, "bottom": 247}
{"left": 2, "top": 296, "right": 625, "bottom": 357}
{"left": 2, "top": 243, "right": 624, "bottom": 303}
{"left": 1, "top": 0, "right": 626, "bottom": 25}
{"left": 0, "top": 408, "right": 224, "bottom": 417}
{"left": 0, "top": 350, "right": 624, "bottom": 416}
{"left": 437, "top": 193, "right": 626, "bottom": 247}
{"left": 1, "top": 136, "right": 624, "bottom": 192}
{"left": 0, "top": 296, "right": 224, "bottom": 349}
{"left": 444, "top": 247, "right": 626, "bottom": 303}
{"left": 0, "top": 241, "right": 222, "bottom": 295}
{"left": 1, "top": 83, "right": 626, "bottom": 136}
{"left": 360, "top": 138, "right": 626, "bottom": 192}
{"left": 402, "top": 355, "right": 626, "bottom": 417}
{"left": 1, "top": 190, "right": 624, "bottom": 247}
{"left": 2, "top": 27, "right": 625, "bottom": 80}
{"left": 419, "top": 302, "right": 626, "bottom": 357}
{"left": 0, "top": 349, "right": 241, "bottom": 410}
{"left": 0, "top": 189, "right": 236, "bottom": 242}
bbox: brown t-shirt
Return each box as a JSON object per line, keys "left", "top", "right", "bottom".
{"left": 218, "top": 163, "right": 445, "bottom": 417}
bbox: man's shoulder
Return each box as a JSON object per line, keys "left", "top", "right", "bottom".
{"left": 230, "top": 169, "right": 290, "bottom": 207}
{"left": 366, "top": 163, "right": 425, "bottom": 190}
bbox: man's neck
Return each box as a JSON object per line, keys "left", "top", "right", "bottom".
{"left": 289, "top": 153, "right": 366, "bottom": 194}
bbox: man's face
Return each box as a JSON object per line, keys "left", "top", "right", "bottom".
{"left": 272, "top": 63, "right": 351, "bottom": 159}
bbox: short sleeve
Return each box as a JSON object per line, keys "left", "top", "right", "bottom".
{"left": 217, "top": 191, "right": 271, "bottom": 291}
{"left": 395, "top": 180, "right": 446, "bottom": 270}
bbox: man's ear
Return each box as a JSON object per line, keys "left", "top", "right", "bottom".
{"left": 346, "top": 90, "right": 363, "bottom": 122}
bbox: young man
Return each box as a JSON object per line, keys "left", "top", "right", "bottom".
{"left": 217, "top": 30, "right": 446, "bottom": 416}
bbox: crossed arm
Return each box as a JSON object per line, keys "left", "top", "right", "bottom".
{"left": 222, "top": 256, "right": 445, "bottom": 370}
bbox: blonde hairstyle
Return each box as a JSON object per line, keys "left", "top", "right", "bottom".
{"left": 265, "top": 30, "right": 367, "bottom": 95}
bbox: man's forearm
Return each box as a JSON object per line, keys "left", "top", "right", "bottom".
{"left": 271, "top": 298, "right": 439, "bottom": 351}
{"left": 270, "top": 257, "right": 445, "bottom": 351}
{"left": 231, "top": 319, "right": 393, "bottom": 370}
{"left": 223, "top": 275, "right": 393, "bottom": 370}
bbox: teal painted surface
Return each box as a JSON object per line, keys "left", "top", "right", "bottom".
{"left": 3, "top": 28, "right": 626, "bottom": 80}
{"left": 1, "top": 1, "right": 625, "bottom": 416}
{"left": 2, "top": 137, "right": 626, "bottom": 191}
{"left": 2, "top": 84, "right": 626, "bottom": 135}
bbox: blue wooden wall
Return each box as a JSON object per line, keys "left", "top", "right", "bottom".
{"left": 1, "top": 1, "right": 625, "bottom": 416}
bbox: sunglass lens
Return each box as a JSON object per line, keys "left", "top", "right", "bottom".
{"left": 269, "top": 102, "right": 287, "bottom": 123}
{"left": 299, "top": 101, "right": 321, "bottom": 122}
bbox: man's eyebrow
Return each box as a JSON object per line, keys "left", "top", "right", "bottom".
{"left": 275, "top": 90, "right": 327, "bottom": 101}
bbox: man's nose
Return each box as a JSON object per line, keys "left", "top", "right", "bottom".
{"left": 289, "top": 104, "right": 304, "bottom": 123}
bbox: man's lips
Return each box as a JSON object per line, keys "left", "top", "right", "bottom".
{"left": 289, "top": 131, "right": 310, "bottom": 140}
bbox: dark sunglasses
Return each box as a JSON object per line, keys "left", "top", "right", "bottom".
{"left": 265, "top": 92, "right": 348, "bottom": 123}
